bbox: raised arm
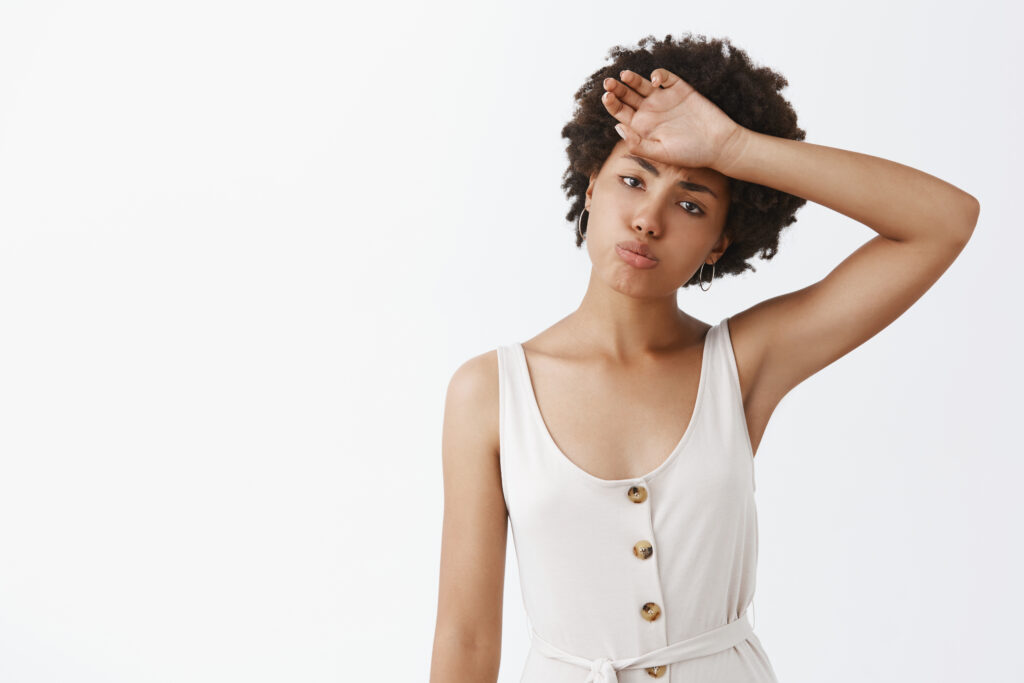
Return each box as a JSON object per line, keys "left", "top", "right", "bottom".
{"left": 429, "top": 351, "right": 507, "bottom": 683}
{"left": 715, "top": 126, "right": 979, "bottom": 411}
{"left": 602, "top": 67, "right": 980, "bottom": 426}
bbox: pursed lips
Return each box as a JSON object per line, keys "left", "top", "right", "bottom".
{"left": 615, "top": 240, "right": 658, "bottom": 261}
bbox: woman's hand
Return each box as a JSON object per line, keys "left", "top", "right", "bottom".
{"left": 601, "top": 68, "right": 749, "bottom": 173}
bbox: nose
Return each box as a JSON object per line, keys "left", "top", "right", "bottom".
{"left": 631, "top": 205, "right": 663, "bottom": 237}
{"left": 629, "top": 187, "right": 674, "bottom": 237}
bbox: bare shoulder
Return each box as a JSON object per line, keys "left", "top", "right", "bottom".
{"left": 722, "top": 306, "right": 788, "bottom": 458}
{"left": 726, "top": 230, "right": 975, "bottom": 418}
{"left": 444, "top": 348, "right": 501, "bottom": 461}
{"left": 724, "top": 307, "right": 771, "bottom": 405}
{"left": 433, "top": 348, "right": 507, "bottom": 655}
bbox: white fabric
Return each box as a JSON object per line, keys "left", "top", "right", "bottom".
{"left": 530, "top": 608, "right": 754, "bottom": 683}
{"left": 497, "top": 317, "right": 779, "bottom": 682}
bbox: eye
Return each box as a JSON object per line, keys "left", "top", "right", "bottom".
{"left": 618, "top": 175, "right": 705, "bottom": 216}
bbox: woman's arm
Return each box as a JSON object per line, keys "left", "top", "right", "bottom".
{"left": 719, "top": 128, "right": 979, "bottom": 244}
{"left": 715, "top": 128, "right": 979, "bottom": 407}
{"left": 429, "top": 351, "right": 507, "bottom": 683}
{"left": 605, "top": 67, "right": 980, "bottom": 410}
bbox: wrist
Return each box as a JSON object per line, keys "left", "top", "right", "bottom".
{"left": 714, "top": 126, "right": 754, "bottom": 177}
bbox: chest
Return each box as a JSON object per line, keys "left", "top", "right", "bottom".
{"left": 521, "top": 348, "right": 705, "bottom": 481}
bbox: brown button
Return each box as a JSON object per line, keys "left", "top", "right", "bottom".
{"left": 645, "top": 665, "right": 667, "bottom": 677}
{"left": 627, "top": 485, "right": 648, "bottom": 503}
{"left": 640, "top": 602, "right": 661, "bottom": 621}
{"left": 633, "top": 540, "right": 653, "bottom": 560}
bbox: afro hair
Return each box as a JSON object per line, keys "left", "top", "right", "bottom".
{"left": 561, "top": 33, "right": 808, "bottom": 286}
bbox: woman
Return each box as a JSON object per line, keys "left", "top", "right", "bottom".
{"left": 430, "top": 34, "right": 979, "bottom": 683}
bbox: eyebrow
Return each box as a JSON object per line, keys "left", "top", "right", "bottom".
{"left": 620, "top": 154, "right": 719, "bottom": 199}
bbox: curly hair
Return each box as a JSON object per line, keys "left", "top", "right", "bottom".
{"left": 561, "top": 33, "right": 808, "bottom": 286}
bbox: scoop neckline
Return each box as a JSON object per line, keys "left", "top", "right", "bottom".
{"left": 514, "top": 322, "right": 715, "bottom": 488}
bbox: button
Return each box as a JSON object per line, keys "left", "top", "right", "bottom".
{"left": 633, "top": 540, "right": 653, "bottom": 559}
{"left": 645, "top": 665, "right": 667, "bottom": 677}
{"left": 640, "top": 602, "right": 661, "bottom": 621}
{"left": 627, "top": 485, "right": 648, "bottom": 503}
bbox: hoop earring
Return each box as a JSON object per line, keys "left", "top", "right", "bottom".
{"left": 698, "top": 261, "right": 715, "bottom": 291}
{"left": 577, "top": 208, "right": 589, "bottom": 242}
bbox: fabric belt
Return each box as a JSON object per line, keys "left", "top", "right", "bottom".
{"left": 528, "top": 609, "right": 753, "bottom": 683}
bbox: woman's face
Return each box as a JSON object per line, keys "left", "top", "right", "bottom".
{"left": 584, "top": 140, "right": 732, "bottom": 298}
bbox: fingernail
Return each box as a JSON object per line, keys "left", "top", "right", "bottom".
{"left": 614, "top": 124, "right": 625, "bottom": 139}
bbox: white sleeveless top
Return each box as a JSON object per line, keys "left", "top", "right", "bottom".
{"left": 496, "top": 316, "right": 779, "bottom": 683}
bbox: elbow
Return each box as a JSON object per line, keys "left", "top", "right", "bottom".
{"left": 946, "top": 194, "right": 980, "bottom": 244}
{"left": 961, "top": 194, "right": 981, "bottom": 237}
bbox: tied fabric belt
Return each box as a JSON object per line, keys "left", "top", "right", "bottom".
{"left": 529, "top": 609, "right": 753, "bottom": 683}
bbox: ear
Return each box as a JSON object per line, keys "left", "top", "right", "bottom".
{"left": 709, "top": 231, "right": 731, "bottom": 262}
{"left": 585, "top": 172, "right": 598, "bottom": 204}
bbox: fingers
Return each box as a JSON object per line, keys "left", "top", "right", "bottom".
{"left": 601, "top": 90, "right": 636, "bottom": 125}
{"left": 614, "top": 121, "right": 660, "bottom": 159}
{"left": 614, "top": 121, "right": 636, "bottom": 147}
{"left": 600, "top": 69, "right": 655, "bottom": 124}
{"left": 620, "top": 69, "right": 656, "bottom": 97}
{"left": 601, "top": 87, "right": 636, "bottom": 127}
{"left": 602, "top": 76, "right": 644, "bottom": 112}
{"left": 649, "top": 67, "right": 681, "bottom": 89}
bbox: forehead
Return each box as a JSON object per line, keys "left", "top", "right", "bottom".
{"left": 612, "top": 149, "right": 727, "bottom": 198}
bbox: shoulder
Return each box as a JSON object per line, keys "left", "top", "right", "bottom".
{"left": 446, "top": 348, "right": 499, "bottom": 407}
{"left": 722, "top": 307, "right": 775, "bottom": 407}
{"left": 443, "top": 348, "right": 501, "bottom": 457}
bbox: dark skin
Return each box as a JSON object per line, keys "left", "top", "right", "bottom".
{"left": 430, "top": 67, "right": 979, "bottom": 680}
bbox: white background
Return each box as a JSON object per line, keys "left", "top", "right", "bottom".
{"left": 0, "top": 1, "right": 1021, "bottom": 681}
